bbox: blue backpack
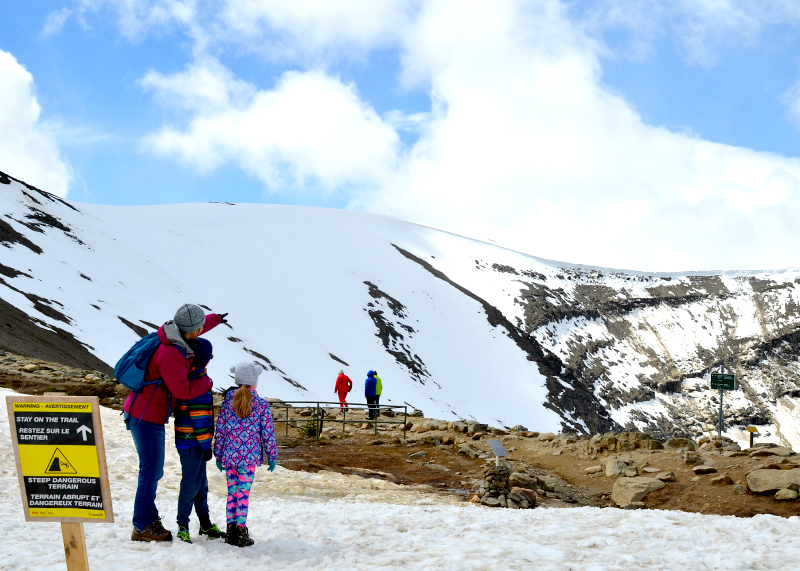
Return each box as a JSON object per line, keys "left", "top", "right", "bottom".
{"left": 115, "top": 332, "right": 162, "bottom": 391}
{"left": 115, "top": 332, "right": 181, "bottom": 419}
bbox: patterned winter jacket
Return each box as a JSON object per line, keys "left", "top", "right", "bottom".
{"left": 173, "top": 369, "right": 214, "bottom": 451}
{"left": 213, "top": 387, "right": 277, "bottom": 468}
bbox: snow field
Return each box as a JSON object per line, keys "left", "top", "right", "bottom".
{"left": 2, "top": 390, "right": 800, "bottom": 569}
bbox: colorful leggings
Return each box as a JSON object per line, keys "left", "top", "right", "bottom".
{"left": 225, "top": 465, "right": 256, "bottom": 526}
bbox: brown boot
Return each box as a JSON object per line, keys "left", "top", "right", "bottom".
{"left": 234, "top": 525, "right": 255, "bottom": 547}
{"left": 131, "top": 519, "right": 173, "bottom": 542}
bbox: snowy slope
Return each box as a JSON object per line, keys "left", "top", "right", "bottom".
{"left": 5, "top": 171, "right": 800, "bottom": 444}
{"left": 1, "top": 388, "right": 800, "bottom": 571}
{"left": 0, "top": 174, "right": 566, "bottom": 430}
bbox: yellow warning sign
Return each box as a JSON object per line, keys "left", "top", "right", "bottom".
{"left": 45, "top": 448, "right": 77, "bottom": 475}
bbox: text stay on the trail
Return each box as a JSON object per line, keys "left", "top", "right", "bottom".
{"left": 6, "top": 395, "right": 114, "bottom": 523}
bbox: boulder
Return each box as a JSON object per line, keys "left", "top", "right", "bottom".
{"left": 611, "top": 477, "right": 665, "bottom": 508}
{"left": 458, "top": 444, "right": 479, "bottom": 458}
{"left": 622, "top": 466, "right": 639, "bottom": 477}
{"left": 481, "top": 497, "right": 501, "bottom": 507}
{"left": 537, "top": 432, "right": 556, "bottom": 442}
{"left": 746, "top": 468, "right": 800, "bottom": 494}
{"left": 452, "top": 421, "right": 469, "bottom": 433}
{"left": 642, "top": 467, "right": 661, "bottom": 474}
{"left": 468, "top": 423, "right": 488, "bottom": 436}
{"left": 585, "top": 466, "right": 602, "bottom": 475}
{"left": 710, "top": 475, "right": 734, "bottom": 486}
{"left": 604, "top": 458, "right": 629, "bottom": 477}
{"left": 511, "top": 425, "right": 528, "bottom": 432}
{"left": 656, "top": 472, "right": 677, "bottom": 482}
{"left": 692, "top": 465, "right": 718, "bottom": 475}
{"left": 22, "top": 364, "right": 39, "bottom": 373}
{"left": 733, "top": 484, "right": 748, "bottom": 495}
{"left": 683, "top": 453, "right": 704, "bottom": 466}
{"left": 666, "top": 438, "right": 697, "bottom": 451}
{"left": 508, "top": 472, "right": 538, "bottom": 490}
{"left": 750, "top": 446, "right": 793, "bottom": 458}
{"left": 511, "top": 487, "right": 538, "bottom": 506}
{"left": 776, "top": 488, "right": 799, "bottom": 501}
{"left": 536, "top": 475, "right": 557, "bottom": 492}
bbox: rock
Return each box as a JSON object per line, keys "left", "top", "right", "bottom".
{"left": 481, "top": 497, "right": 501, "bottom": 507}
{"left": 622, "top": 466, "right": 639, "bottom": 477}
{"left": 409, "top": 451, "right": 428, "bottom": 459}
{"left": 458, "top": 443, "right": 479, "bottom": 458}
{"left": 656, "top": 472, "right": 677, "bottom": 482}
{"left": 693, "top": 465, "right": 718, "bottom": 475}
{"left": 469, "top": 494, "right": 481, "bottom": 504}
{"left": 511, "top": 425, "right": 528, "bottom": 432}
{"left": 618, "top": 439, "right": 636, "bottom": 451}
{"left": 666, "top": 438, "right": 697, "bottom": 451}
{"left": 380, "top": 409, "right": 395, "bottom": 417}
{"left": 642, "top": 467, "right": 661, "bottom": 474}
{"left": 604, "top": 458, "right": 629, "bottom": 477}
{"left": 585, "top": 466, "right": 602, "bottom": 474}
{"left": 710, "top": 475, "right": 734, "bottom": 486}
{"left": 299, "top": 408, "right": 313, "bottom": 417}
{"left": 22, "top": 364, "right": 39, "bottom": 373}
{"left": 468, "top": 423, "right": 488, "bottom": 436}
{"left": 536, "top": 476, "right": 557, "bottom": 492}
{"left": 421, "top": 435, "right": 442, "bottom": 446}
{"left": 442, "top": 435, "right": 455, "bottom": 445}
{"left": 411, "top": 409, "right": 424, "bottom": 417}
{"left": 361, "top": 423, "right": 371, "bottom": 429}
{"left": 734, "top": 484, "right": 748, "bottom": 495}
{"left": 452, "top": 421, "right": 468, "bottom": 433}
{"left": 508, "top": 472, "right": 538, "bottom": 490}
{"left": 751, "top": 446, "right": 793, "bottom": 457}
{"left": 416, "top": 425, "right": 430, "bottom": 434}
{"left": 510, "top": 487, "right": 538, "bottom": 506}
{"left": 775, "top": 488, "right": 799, "bottom": 501}
{"left": 746, "top": 468, "right": 800, "bottom": 494}
{"left": 683, "top": 453, "right": 704, "bottom": 466}
{"left": 611, "top": 477, "right": 665, "bottom": 508}
{"left": 537, "top": 432, "right": 556, "bottom": 442}
{"left": 472, "top": 432, "right": 485, "bottom": 440}
{"left": 507, "top": 498, "right": 519, "bottom": 509}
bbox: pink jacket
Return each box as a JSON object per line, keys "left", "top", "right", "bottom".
{"left": 123, "top": 314, "right": 221, "bottom": 424}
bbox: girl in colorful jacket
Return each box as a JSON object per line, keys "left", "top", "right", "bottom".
{"left": 213, "top": 361, "right": 277, "bottom": 547}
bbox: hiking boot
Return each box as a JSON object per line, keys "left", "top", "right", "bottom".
{"left": 225, "top": 523, "right": 238, "bottom": 546}
{"left": 234, "top": 525, "right": 255, "bottom": 547}
{"left": 131, "top": 519, "right": 173, "bottom": 542}
{"left": 176, "top": 526, "right": 192, "bottom": 543}
{"left": 199, "top": 523, "right": 227, "bottom": 540}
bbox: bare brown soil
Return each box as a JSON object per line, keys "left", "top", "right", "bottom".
{"left": 1, "top": 353, "right": 798, "bottom": 518}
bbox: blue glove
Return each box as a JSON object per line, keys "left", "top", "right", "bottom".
{"left": 267, "top": 460, "right": 276, "bottom": 472}
{"left": 216, "top": 460, "right": 224, "bottom": 472}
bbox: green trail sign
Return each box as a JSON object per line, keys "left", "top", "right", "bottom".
{"left": 711, "top": 373, "right": 736, "bottom": 390}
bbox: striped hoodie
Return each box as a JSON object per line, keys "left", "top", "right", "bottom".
{"left": 173, "top": 339, "right": 215, "bottom": 450}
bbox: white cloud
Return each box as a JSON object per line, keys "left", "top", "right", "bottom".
{"left": 97, "top": 0, "right": 800, "bottom": 270}
{"left": 41, "top": 7, "right": 73, "bottom": 39}
{"left": 0, "top": 50, "right": 72, "bottom": 197}
{"left": 141, "top": 60, "right": 399, "bottom": 195}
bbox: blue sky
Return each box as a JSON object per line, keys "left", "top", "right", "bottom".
{"left": 3, "top": 1, "right": 800, "bottom": 271}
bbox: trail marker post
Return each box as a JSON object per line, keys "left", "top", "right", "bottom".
{"left": 487, "top": 439, "right": 508, "bottom": 467}
{"left": 6, "top": 395, "right": 113, "bottom": 571}
{"left": 710, "top": 369, "right": 736, "bottom": 438}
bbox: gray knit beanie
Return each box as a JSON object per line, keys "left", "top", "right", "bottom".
{"left": 174, "top": 303, "right": 205, "bottom": 333}
{"left": 231, "top": 362, "right": 263, "bottom": 386}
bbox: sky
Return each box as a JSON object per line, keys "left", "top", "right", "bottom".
{"left": 3, "top": 1, "right": 800, "bottom": 272}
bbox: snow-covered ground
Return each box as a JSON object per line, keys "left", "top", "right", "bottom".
{"left": 2, "top": 389, "right": 800, "bottom": 570}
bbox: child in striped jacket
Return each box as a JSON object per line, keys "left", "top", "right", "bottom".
{"left": 173, "top": 337, "right": 226, "bottom": 543}
{"left": 214, "top": 361, "right": 277, "bottom": 547}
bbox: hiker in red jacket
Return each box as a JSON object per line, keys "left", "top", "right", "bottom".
{"left": 123, "top": 303, "right": 226, "bottom": 542}
{"left": 334, "top": 369, "right": 352, "bottom": 412}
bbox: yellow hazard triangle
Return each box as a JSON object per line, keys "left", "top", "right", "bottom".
{"left": 44, "top": 448, "right": 77, "bottom": 474}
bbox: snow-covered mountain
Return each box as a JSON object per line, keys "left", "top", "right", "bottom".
{"left": 3, "top": 170, "right": 800, "bottom": 447}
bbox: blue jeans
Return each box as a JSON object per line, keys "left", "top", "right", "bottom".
{"left": 177, "top": 446, "right": 210, "bottom": 529}
{"left": 127, "top": 417, "right": 165, "bottom": 531}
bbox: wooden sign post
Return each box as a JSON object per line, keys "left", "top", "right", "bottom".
{"left": 6, "top": 395, "right": 113, "bottom": 571}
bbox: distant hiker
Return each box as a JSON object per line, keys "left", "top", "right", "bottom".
{"left": 374, "top": 370, "right": 383, "bottom": 412}
{"left": 123, "top": 303, "right": 226, "bottom": 542}
{"left": 334, "top": 369, "right": 352, "bottom": 412}
{"left": 214, "top": 362, "right": 277, "bottom": 547}
{"left": 365, "top": 370, "right": 378, "bottom": 419}
{"left": 173, "top": 337, "right": 227, "bottom": 543}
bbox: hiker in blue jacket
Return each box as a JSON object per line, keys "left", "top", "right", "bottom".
{"left": 365, "top": 370, "right": 378, "bottom": 420}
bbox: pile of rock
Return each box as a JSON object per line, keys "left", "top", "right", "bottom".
{"left": 475, "top": 466, "right": 537, "bottom": 509}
